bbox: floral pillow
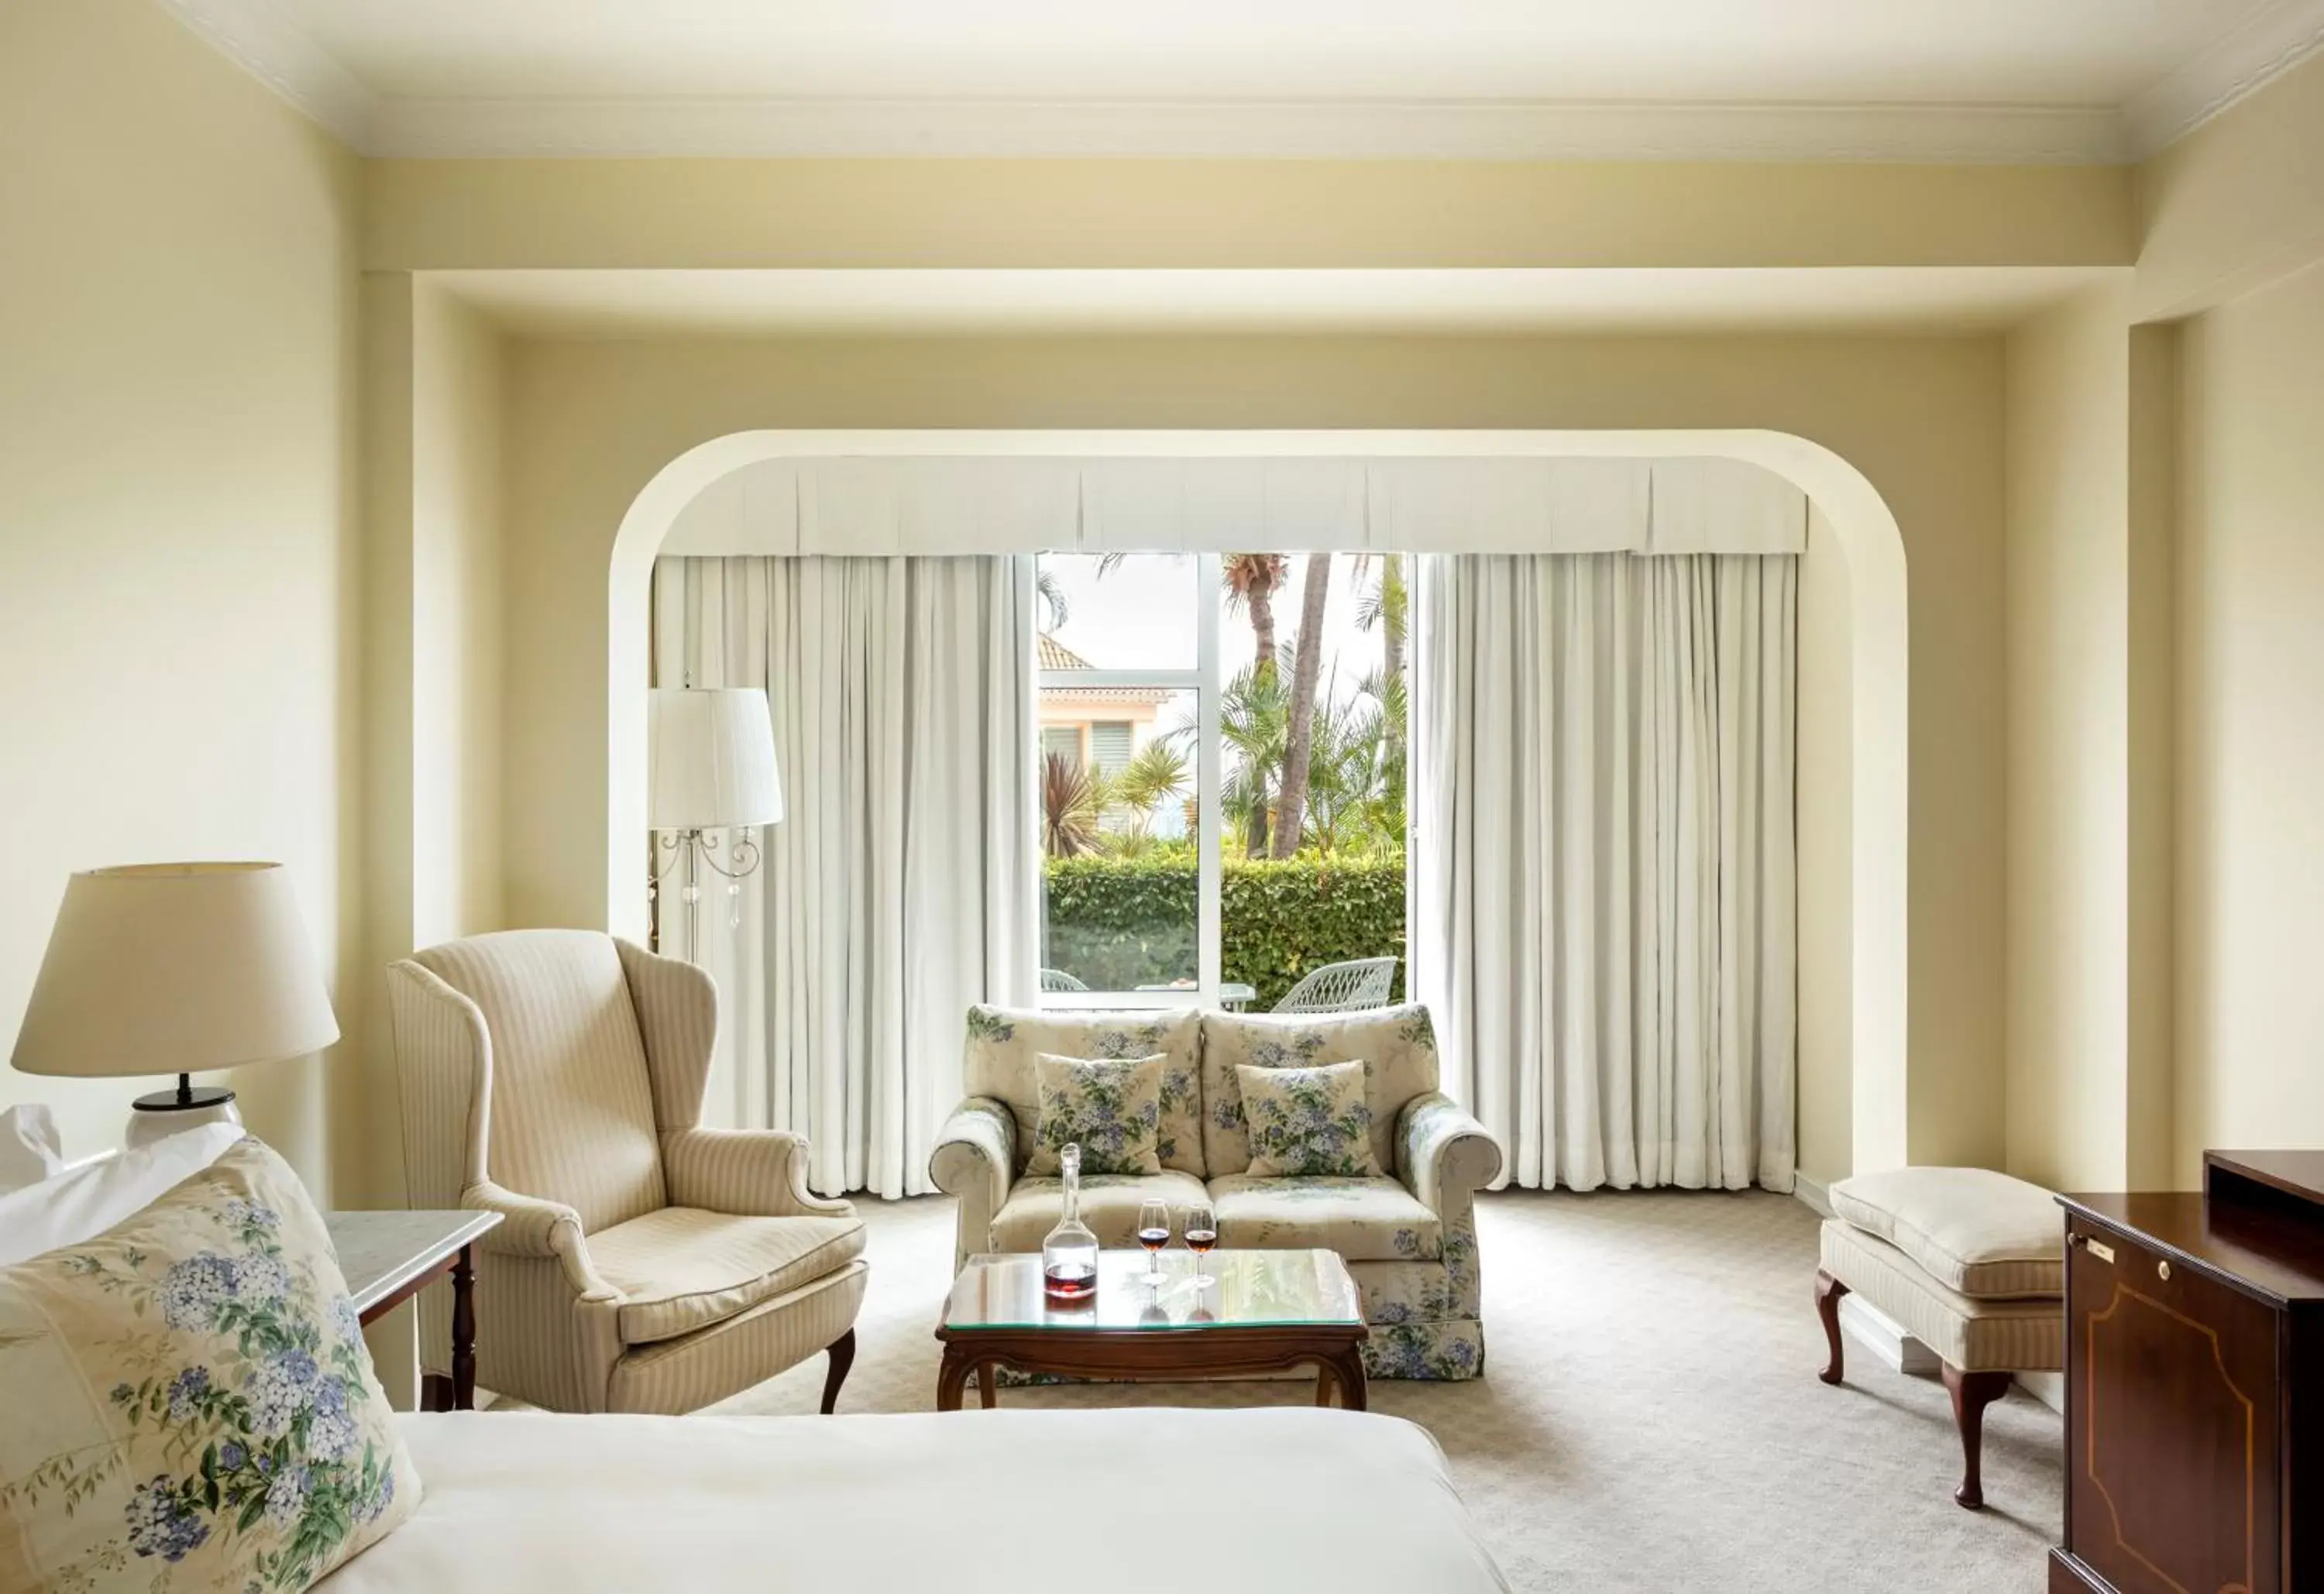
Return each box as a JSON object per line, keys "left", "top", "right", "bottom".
{"left": 1027, "top": 1053, "right": 1165, "bottom": 1177}
{"left": 1236, "top": 1059, "right": 1382, "bottom": 1177}
{"left": 0, "top": 1135, "right": 421, "bottom": 1593}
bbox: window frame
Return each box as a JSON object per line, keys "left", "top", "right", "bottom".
{"left": 1035, "top": 550, "right": 1223, "bottom": 1010}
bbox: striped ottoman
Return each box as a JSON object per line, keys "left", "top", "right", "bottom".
{"left": 1813, "top": 1166, "right": 2064, "bottom": 1510}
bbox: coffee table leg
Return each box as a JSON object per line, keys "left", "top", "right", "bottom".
{"left": 977, "top": 1361, "right": 1000, "bottom": 1410}
{"left": 1313, "top": 1361, "right": 1339, "bottom": 1407}
{"left": 936, "top": 1347, "right": 974, "bottom": 1411}
{"left": 1332, "top": 1348, "right": 1368, "bottom": 1412}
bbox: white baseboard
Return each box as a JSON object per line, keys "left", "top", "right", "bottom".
{"left": 2016, "top": 1370, "right": 2064, "bottom": 1414}
{"left": 1793, "top": 1172, "right": 1834, "bottom": 1218}
{"left": 1838, "top": 1294, "right": 1940, "bottom": 1377}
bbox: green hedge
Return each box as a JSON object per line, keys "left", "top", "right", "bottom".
{"left": 1042, "top": 854, "right": 1404, "bottom": 1010}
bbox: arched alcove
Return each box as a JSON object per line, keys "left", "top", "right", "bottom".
{"left": 605, "top": 428, "right": 1909, "bottom": 1175}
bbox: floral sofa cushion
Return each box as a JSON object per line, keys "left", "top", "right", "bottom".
{"left": 1027, "top": 1053, "right": 1165, "bottom": 1177}
{"left": 1200, "top": 1004, "right": 1441, "bottom": 1177}
{"left": 0, "top": 1135, "right": 421, "bottom": 1593}
{"left": 1236, "top": 1060, "right": 1381, "bottom": 1177}
{"left": 964, "top": 1006, "right": 1205, "bottom": 1176}
{"left": 989, "top": 1171, "right": 1210, "bottom": 1252}
{"left": 1205, "top": 1174, "right": 1442, "bottom": 1262}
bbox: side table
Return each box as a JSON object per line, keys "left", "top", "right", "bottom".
{"left": 326, "top": 1209, "right": 501, "bottom": 1411}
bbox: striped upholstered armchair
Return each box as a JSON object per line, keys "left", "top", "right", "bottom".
{"left": 387, "top": 929, "right": 866, "bottom": 1414}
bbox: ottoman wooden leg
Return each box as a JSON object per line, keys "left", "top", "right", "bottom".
{"left": 1941, "top": 1363, "right": 2011, "bottom": 1510}
{"left": 1814, "top": 1270, "right": 1849, "bottom": 1386}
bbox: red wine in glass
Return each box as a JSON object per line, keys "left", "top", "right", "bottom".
{"left": 1184, "top": 1226, "right": 1218, "bottom": 1255}
{"left": 1136, "top": 1226, "right": 1171, "bottom": 1252}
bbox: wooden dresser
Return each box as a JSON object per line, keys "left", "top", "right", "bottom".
{"left": 2052, "top": 1152, "right": 2324, "bottom": 1594}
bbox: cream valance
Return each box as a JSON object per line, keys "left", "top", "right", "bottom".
{"left": 662, "top": 455, "right": 1805, "bottom": 558}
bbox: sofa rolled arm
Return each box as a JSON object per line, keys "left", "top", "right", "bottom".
{"left": 1394, "top": 1092, "right": 1504, "bottom": 1213}
{"left": 662, "top": 1126, "right": 855, "bottom": 1221}
{"left": 930, "top": 1097, "right": 1016, "bottom": 1261}
{"left": 463, "top": 1179, "right": 617, "bottom": 1301}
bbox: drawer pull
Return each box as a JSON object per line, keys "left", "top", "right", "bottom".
{"left": 2077, "top": 1236, "right": 2115, "bottom": 1265}
{"left": 2157, "top": 1259, "right": 2171, "bottom": 1281}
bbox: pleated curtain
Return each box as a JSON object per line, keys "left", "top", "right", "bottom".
{"left": 1411, "top": 552, "right": 1798, "bottom": 1193}
{"left": 651, "top": 555, "right": 1041, "bottom": 1198}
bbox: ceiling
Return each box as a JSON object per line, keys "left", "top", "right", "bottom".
{"left": 438, "top": 266, "right": 2116, "bottom": 339}
{"left": 164, "top": 0, "right": 2324, "bottom": 161}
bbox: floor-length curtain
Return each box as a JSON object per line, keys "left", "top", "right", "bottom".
{"left": 1411, "top": 552, "right": 1796, "bottom": 1193}
{"left": 651, "top": 554, "right": 1040, "bottom": 1198}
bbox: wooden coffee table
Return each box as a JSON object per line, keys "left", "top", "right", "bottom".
{"left": 935, "top": 1247, "right": 1368, "bottom": 1411}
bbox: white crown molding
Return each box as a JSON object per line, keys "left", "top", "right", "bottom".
{"left": 2125, "top": 0, "right": 2324, "bottom": 156}
{"left": 156, "top": 0, "right": 378, "bottom": 148}
{"left": 159, "top": 0, "right": 2309, "bottom": 167}
{"left": 366, "top": 94, "right": 2126, "bottom": 164}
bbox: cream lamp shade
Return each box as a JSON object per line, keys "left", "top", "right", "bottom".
{"left": 649, "top": 687, "right": 783, "bottom": 830}
{"left": 9, "top": 863, "right": 340, "bottom": 1147}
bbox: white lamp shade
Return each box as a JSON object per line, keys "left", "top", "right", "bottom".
{"left": 10, "top": 863, "right": 341, "bottom": 1080}
{"left": 649, "top": 687, "right": 784, "bottom": 830}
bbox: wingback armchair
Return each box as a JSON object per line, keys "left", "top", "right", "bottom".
{"left": 387, "top": 929, "right": 866, "bottom": 1414}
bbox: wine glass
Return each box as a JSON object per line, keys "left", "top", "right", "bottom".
{"left": 1135, "top": 1197, "right": 1171, "bottom": 1287}
{"left": 1184, "top": 1198, "right": 1218, "bottom": 1290}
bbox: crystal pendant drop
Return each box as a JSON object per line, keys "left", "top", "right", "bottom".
{"left": 1041, "top": 1143, "right": 1099, "bottom": 1304}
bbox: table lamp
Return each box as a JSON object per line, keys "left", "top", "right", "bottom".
{"left": 9, "top": 862, "right": 340, "bottom": 1149}
{"left": 648, "top": 686, "right": 783, "bottom": 960}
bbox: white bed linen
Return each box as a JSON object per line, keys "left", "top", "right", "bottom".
{"left": 320, "top": 1407, "right": 1508, "bottom": 1592}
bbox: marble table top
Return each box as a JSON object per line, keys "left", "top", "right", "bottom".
{"left": 325, "top": 1209, "right": 502, "bottom": 1317}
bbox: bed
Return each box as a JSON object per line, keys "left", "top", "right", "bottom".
{"left": 318, "top": 1407, "right": 1510, "bottom": 1592}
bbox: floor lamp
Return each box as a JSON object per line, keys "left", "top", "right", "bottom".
{"left": 648, "top": 687, "right": 784, "bottom": 961}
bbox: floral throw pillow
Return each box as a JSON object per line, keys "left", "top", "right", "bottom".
{"left": 1236, "top": 1059, "right": 1382, "bottom": 1177}
{"left": 0, "top": 1135, "right": 421, "bottom": 1593}
{"left": 1027, "top": 1053, "right": 1165, "bottom": 1177}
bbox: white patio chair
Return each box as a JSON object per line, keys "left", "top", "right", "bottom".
{"left": 1040, "top": 967, "right": 1090, "bottom": 992}
{"left": 1271, "top": 956, "right": 1400, "bottom": 1014}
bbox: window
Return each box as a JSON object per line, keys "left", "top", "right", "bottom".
{"left": 1036, "top": 550, "right": 1407, "bottom": 1011}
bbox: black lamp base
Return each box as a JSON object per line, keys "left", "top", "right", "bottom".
{"left": 124, "top": 1074, "right": 242, "bottom": 1149}
{"left": 130, "top": 1084, "right": 236, "bottom": 1114}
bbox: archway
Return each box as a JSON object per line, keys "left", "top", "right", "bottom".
{"left": 605, "top": 428, "right": 1909, "bottom": 1175}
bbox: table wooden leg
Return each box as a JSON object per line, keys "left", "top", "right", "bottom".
{"left": 1331, "top": 1348, "right": 1369, "bottom": 1411}
{"left": 450, "top": 1244, "right": 477, "bottom": 1411}
{"left": 1314, "top": 1362, "right": 1339, "bottom": 1407}
{"left": 936, "top": 1347, "right": 974, "bottom": 1411}
{"left": 977, "top": 1361, "right": 1000, "bottom": 1410}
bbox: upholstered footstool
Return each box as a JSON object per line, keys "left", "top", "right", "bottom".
{"left": 1813, "top": 1166, "right": 2064, "bottom": 1510}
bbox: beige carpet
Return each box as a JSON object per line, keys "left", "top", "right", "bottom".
{"left": 703, "top": 1188, "right": 2062, "bottom": 1592}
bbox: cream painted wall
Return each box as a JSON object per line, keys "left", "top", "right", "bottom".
{"left": 356, "top": 275, "right": 507, "bottom": 1205}
{"left": 2174, "top": 259, "right": 2324, "bottom": 1181}
{"left": 1795, "top": 505, "right": 1855, "bottom": 1187}
{"left": 2002, "top": 284, "right": 2133, "bottom": 1192}
{"left": 410, "top": 284, "right": 506, "bottom": 956}
{"left": 366, "top": 160, "right": 2130, "bottom": 274}
{"left": 491, "top": 328, "right": 2006, "bottom": 1170}
{"left": 0, "top": 0, "right": 361, "bottom": 1189}
{"left": 2135, "top": 51, "right": 2324, "bottom": 321}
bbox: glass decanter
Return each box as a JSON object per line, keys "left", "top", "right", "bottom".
{"left": 1041, "top": 1142, "right": 1100, "bottom": 1304}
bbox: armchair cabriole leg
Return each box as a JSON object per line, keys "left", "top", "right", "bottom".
{"left": 1814, "top": 1269, "right": 1848, "bottom": 1386}
{"left": 820, "top": 1328, "right": 856, "bottom": 1414}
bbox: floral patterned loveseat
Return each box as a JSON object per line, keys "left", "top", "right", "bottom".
{"left": 929, "top": 1003, "right": 1504, "bottom": 1379}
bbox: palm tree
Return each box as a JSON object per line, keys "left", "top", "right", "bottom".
{"left": 1222, "top": 554, "right": 1290, "bottom": 671}
{"left": 1269, "top": 553, "right": 1333, "bottom": 858}
{"left": 1040, "top": 751, "right": 1103, "bottom": 857}
{"left": 1111, "top": 740, "right": 1188, "bottom": 841}
{"left": 1208, "top": 654, "right": 1291, "bottom": 858}
{"left": 1037, "top": 568, "right": 1071, "bottom": 634}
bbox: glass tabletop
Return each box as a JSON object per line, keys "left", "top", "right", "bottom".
{"left": 941, "top": 1248, "right": 1360, "bottom": 1332}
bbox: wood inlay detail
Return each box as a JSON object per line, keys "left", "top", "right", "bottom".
{"left": 2084, "top": 1280, "right": 2255, "bottom": 1594}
